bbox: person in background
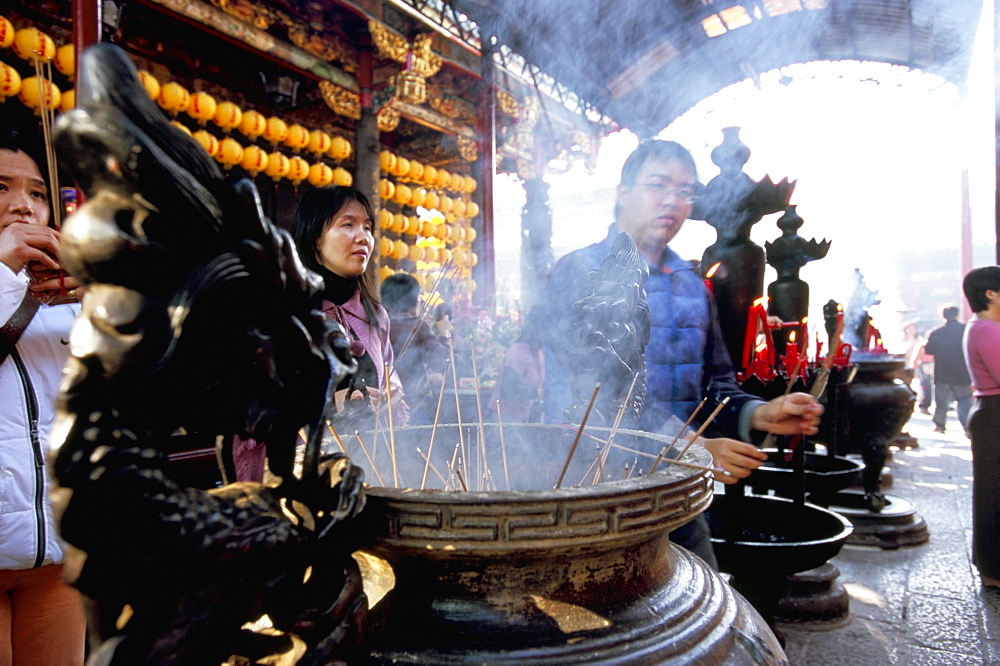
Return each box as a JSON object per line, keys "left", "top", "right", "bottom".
{"left": 539, "top": 139, "right": 823, "bottom": 568}
{"left": 901, "top": 319, "right": 933, "bottom": 415}
{"left": 961, "top": 266, "right": 1000, "bottom": 589}
{"left": 497, "top": 305, "right": 546, "bottom": 423}
{"left": 924, "top": 304, "right": 971, "bottom": 435}
{"left": 0, "top": 126, "right": 86, "bottom": 665}
{"left": 291, "top": 186, "right": 406, "bottom": 429}
{"left": 381, "top": 273, "right": 447, "bottom": 425}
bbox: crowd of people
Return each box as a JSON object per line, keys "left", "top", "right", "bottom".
{"left": 3, "top": 98, "right": 999, "bottom": 664}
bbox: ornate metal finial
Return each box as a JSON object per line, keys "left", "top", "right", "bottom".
{"left": 765, "top": 205, "right": 832, "bottom": 345}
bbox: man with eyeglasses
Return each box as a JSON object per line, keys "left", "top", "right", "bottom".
{"left": 540, "top": 140, "right": 822, "bottom": 568}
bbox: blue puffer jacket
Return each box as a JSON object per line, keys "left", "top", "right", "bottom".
{"left": 542, "top": 226, "right": 762, "bottom": 443}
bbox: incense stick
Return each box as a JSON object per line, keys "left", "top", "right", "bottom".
{"left": 326, "top": 421, "right": 348, "bottom": 455}
{"left": 554, "top": 382, "right": 601, "bottom": 489}
{"left": 445, "top": 336, "right": 468, "bottom": 483}
{"left": 647, "top": 398, "right": 707, "bottom": 474}
{"left": 384, "top": 363, "right": 399, "bottom": 488}
{"left": 421, "top": 360, "right": 451, "bottom": 490}
{"left": 33, "top": 59, "right": 61, "bottom": 229}
{"left": 353, "top": 430, "right": 385, "bottom": 487}
{"left": 496, "top": 400, "right": 510, "bottom": 491}
{"left": 468, "top": 335, "right": 488, "bottom": 491}
{"left": 663, "top": 397, "right": 731, "bottom": 471}
{"left": 416, "top": 447, "right": 448, "bottom": 487}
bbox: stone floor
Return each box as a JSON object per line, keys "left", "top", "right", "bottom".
{"left": 775, "top": 409, "right": 999, "bottom": 665}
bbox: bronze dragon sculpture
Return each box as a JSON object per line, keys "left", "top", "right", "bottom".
{"left": 51, "top": 43, "right": 367, "bottom": 665}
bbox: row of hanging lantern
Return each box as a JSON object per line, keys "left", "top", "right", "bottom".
{"left": 376, "top": 149, "right": 480, "bottom": 296}
{"left": 0, "top": 20, "right": 357, "bottom": 187}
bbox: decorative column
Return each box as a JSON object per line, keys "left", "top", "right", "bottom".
{"left": 697, "top": 127, "right": 795, "bottom": 368}
{"left": 519, "top": 177, "right": 554, "bottom": 310}
{"left": 475, "top": 41, "right": 497, "bottom": 308}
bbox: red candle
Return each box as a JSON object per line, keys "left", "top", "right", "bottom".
{"left": 785, "top": 331, "right": 800, "bottom": 377}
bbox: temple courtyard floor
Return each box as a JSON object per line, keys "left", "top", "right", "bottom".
{"left": 775, "top": 408, "right": 999, "bottom": 665}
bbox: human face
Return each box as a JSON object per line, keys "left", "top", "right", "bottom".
{"left": 0, "top": 149, "right": 49, "bottom": 233}
{"left": 316, "top": 199, "right": 373, "bottom": 278}
{"left": 615, "top": 157, "right": 696, "bottom": 264}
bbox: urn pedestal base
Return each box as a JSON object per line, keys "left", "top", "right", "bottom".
{"left": 827, "top": 489, "right": 929, "bottom": 549}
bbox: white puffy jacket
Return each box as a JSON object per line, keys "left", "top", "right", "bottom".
{"left": 0, "top": 265, "right": 79, "bottom": 570}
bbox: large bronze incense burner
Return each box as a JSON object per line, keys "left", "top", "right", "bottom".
{"left": 341, "top": 423, "right": 787, "bottom": 664}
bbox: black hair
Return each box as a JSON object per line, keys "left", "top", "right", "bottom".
{"left": 381, "top": 273, "right": 420, "bottom": 315}
{"left": 941, "top": 305, "right": 960, "bottom": 321}
{"left": 616, "top": 140, "right": 697, "bottom": 219}
{"left": 0, "top": 124, "right": 55, "bottom": 224}
{"left": 963, "top": 266, "right": 1000, "bottom": 313}
{"left": 291, "top": 186, "right": 381, "bottom": 322}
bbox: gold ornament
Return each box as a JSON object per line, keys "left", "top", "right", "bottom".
{"left": 457, "top": 135, "right": 478, "bottom": 162}
{"left": 377, "top": 107, "right": 400, "bottom": 133}
{"left": 369, "top": 21, "right": 441, "bottom": 106}
{"left": 319, "top": 81, "right": 360, "bottom": 120}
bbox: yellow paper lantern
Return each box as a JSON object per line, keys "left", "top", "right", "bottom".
{"left": 435, "top": 168, "right": 451, "bottom": 189}
{"left": 438, "top": 247, "right": 452, "bottom": 264}
{"left": 422, "top": 165, "right": 437, "bottom": 186}
{"left": 379, "top": 178, "right": 395, "bottom": 200}
{"left": 390, "top": 213, "right": 407, "bottom": 234}
{"left": 405, "top": 216, "right": 421, "bottom": 235}
{"left": 331, "top": 166, "right": 353, "bottom": 187}
{"left": 192, "top": 129, "right": 219, "bottom": 157}
{"left": 407, "top": 244, "right": 425, "bottom": 262}
{"left": 379, "top": 237, "right": 393, "bottom": 256}
{"left": 392, "top": 183, "right": 412, "bottom": 206}
{"left": 287, "top": 155, "right": 310, "bottom": 184}
{"left": 451, "top": 199, "right": 466, "bottom": 218}
{"left": 215, "top": 137, "right": 244, "bottom": 169}
{"left": 463, "top": 175, "right": 477, "bottom": 193}
{"left": 264, "top": 152, "right": 290, "bottom": 181}
{"left": 449, "top": 172, "right": 463, "bottom": 192}
{"left": 239, "top": 109, "right": 266, "bottom": 140}
{"left": 451, "top": 248, "right": 467, "bottom": 267}
{"left": 171, "top": 120, "right": 192, "bottom": 136}
{"left": 54, "top": 43, "right": 75, "bottom": 77}
{"left": 379, "top": 265, "right": 395, "bottom": 281}
{"left": 307, "top": 162, "right": 333, "bottom": 187}
{"left": 423, "top": 190, "right": 439, "bottom": 210}
{"left": 306, "top": 129, "right": 331, "bottom": 156}
{"left": 464, "top": 227, "right": 478, "bottom": 243}
{"left": 12, "top": 28, "right": 55, "bottom": 63}
{"left": 437, "top": 195, "right": 453, "bottom": 214}
{"left": 137, "top": 71, "right": 160, "bottom": 100}
{"left": 58, "top": 88, "right": 74, "bottom": 112}
{"left": 187, "top": 92, "right": 217, "bottom": 125}
{"left": 422, "top": 246, "right": 439, "bottom": 263}
{"left": 213, "top": 101, "right": 242, "bottom": 132}
{"left": 409, "top": 188, "right": 427, "bottom": 208}
{"left": 405, "top": 160, "right": 424, "bottom": 182}
{"left": 284, "top": 124, "right": 309, "bottom": 152}
{"left": 263, "top": 116, "right": 288, "bottom": 145}
{"left": 446, "top": 225, "right": 460, "bottom": 243}
{"left": 419, "top": 220, "right": 437, "bottom": 238}
{"left": 240, "top": 145, "right": 268, "bottom": 176}
{"left": 392, "top": 239, "right": 409, "bottom": 259}
{"left": 0, "top": 17, "right": 14, "bottom": 49}
{"left": 329, "top": 135, "right": 352, "bottom": 160}
{"left": 157, "top": 81, "right": 190, "bottom": 115}
{"left": 466, "top": 202, "right": 480, "bottom": 219}
{"left": 390, "top": 156, "right": 410, "bottom": 178}
{"left": 433, "top": 224, "right": 448, "bottom": 241}
{"left": 0, "top": 61, "right": 22, "bottom": 101}
{"left": 378, "top": 150, "right": 396, "bottom": 173}
{"left": 379, "top": 209, "right": 393, "bottom": 229}
{"left": 468, "top": 251, "right": 479, "bottom": 267}
{"left": 18, "top": 76, "right": 60, "bottom": 114}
